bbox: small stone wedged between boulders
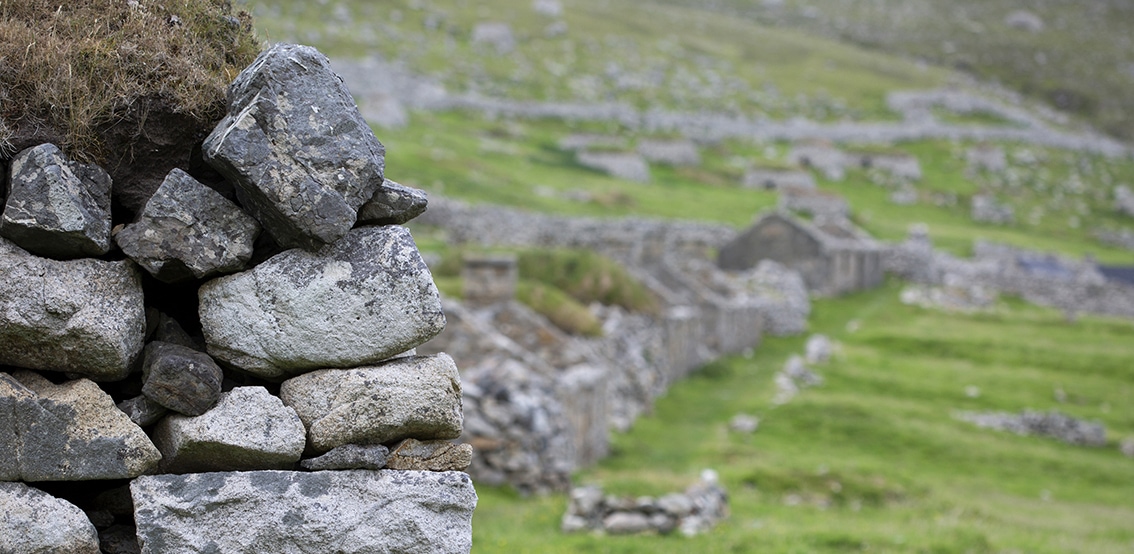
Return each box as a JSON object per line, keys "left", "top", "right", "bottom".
{"left": 356, "top": 178, "right": 429, "bottom": 225}
{"left": 385, "top": 438, "right": 473, "bottom": 472}
{"left": 141, "top": 341, "right": 223, "bottom": 416}
{"left": 115, "top": 168, "right": 260, "bottom": 283}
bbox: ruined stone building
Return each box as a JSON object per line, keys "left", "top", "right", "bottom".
{"left": 717, "top": 212, "right": 884, "bottom": 296}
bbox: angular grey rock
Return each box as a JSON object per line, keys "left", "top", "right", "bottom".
{"left": 202, "top": 43, "right": 386, "bottom": 250}
{"left": 0, "top": 371, "right": 161, "bottom": 482}
{"left": 280, "top": 354, "right": 463, "bottom": 453}
{"left": 0, "top": 238, "right": 146, "bottom": 381}
{"left": 356, "top": 178, "right": 428, "bottom": 225}
{"left": 0, "top": 143, "right": 112, "bottom": 259}
{"left": 0, "top": 481, "right": 101, "bottom": 554}
{"left": 386, "top": 439, "right": 473, "bottom": 472}
{"left": 637, "top": 139, "right": 700, "bottom": 167}
{"left": 199, "top": 226, "right": 446, "bottom": 380}
{"left": 115, "top": 168, "right": 260, "bottom": 283}
{"left": 152, "top": 312, "right": 205, "bottom": 352}
{"left": 152, "top": 386, "right": 306, "bottom": 473}
{"left": 117, "top": 395, "right": 169, "bottom": 427}
{"left": 131, "top": 470, "right": 476, "bottom": 554}
{"left": 603, "top": 512, "right": 652, "bottom": 535}
{"left": 300, "top": 444, "right": 389, "bottom": 471}
{"left": 141, "top": 341, "right": 223, "bottom": 416}
{"left": 576, "top": 151, "right": 650, "bottom": 182}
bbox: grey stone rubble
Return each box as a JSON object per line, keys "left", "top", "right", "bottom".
{"left": 955, "top": 411, "right": 1107, "bottom": 447}
{"left": 729, "top": 413, "right": 760, "bottom": 434}
{"left": 971, "top": 193, "right": 1015, "bottom": 225}
{"left": 1121, "top": 438, "right": 1134, "bottom": 459}
{"left": 561, "top": 470, "right": 728, "bottom": 536}
{"left": 1115, "top": 185, "right": 1134, "bottom": 218}
{"left": 0, "top": 42, "right": 474, "bottom": 554}
{"left": 741, "top": 168, "right": 816, "bottom": 190}
{"left": 637, "top": 139, "right": 701, "bottom": 166}
{"left": 0, "top": 143, "right": 112, "bottom": 259}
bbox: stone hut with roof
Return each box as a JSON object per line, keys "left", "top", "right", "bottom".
{"left": 717, "top": 212, "right": 884, "bottom": 296}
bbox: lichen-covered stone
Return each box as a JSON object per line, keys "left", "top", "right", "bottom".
{"left": 0, "top": 371, "right": 161, "bottom": 482}
{"left": 300, "top": 444, "right": 389, "bottom": 471}
{"left": 0, "top": 143, "right": 111, "bottom": 259}
{"left": 131, "top": 470, "right": 476, "bottom": 554}
{"left": 199, "top": 226, "right": 445, "bottom": 380}
{"left": 0, "top": 237, "right": 145, "bottom": 381}
{"left": 385, "top": 439, "right": 473, "bottom": 472}
{"left": 202, "top": 43, "right": 385, "bottom": 250}
{"left": 280, "top": 354, "right": 463, "bottom": 453}
{"left": 115, "top": 168, "right": 260, "bottom": 283}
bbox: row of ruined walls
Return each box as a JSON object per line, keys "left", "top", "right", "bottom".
{"left": 414, "top": 197, "right": 811, "bottom": 492}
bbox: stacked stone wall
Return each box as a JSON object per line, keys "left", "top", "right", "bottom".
{"left": 0, "top": 44, "right": 474, "bottom": 553}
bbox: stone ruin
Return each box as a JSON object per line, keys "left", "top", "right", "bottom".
{"left": 955, "top": 411, "right": 1107, "bottom": 447}
{"left": 0, "top": 43, "right": 475, "bottom": 553}
{"left": 561, "top": 470, "right": 728, "bottom": 536}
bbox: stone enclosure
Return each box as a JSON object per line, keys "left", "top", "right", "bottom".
{"left": 0, "top": 44, "right": 475, "bottom": 553}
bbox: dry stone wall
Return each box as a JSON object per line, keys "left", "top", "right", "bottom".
{"left": 0, "top": 44, "right": 475, "bottom": 553}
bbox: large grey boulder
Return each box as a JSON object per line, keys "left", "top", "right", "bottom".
{"left": 356, "top": 178, "right": 428, "bottom": 225}
{"left": 0, "top": 238, "right": 146, "bottom": 381}
{"left": 0, "top": 143, "right": 112, "bottom": 259}
{"left": 0, "top": 481, "right": 101, "bottom": 554}
{"left": 0, "top": 371, "right": 161, "bottom": 482}
{"left": 141, "top": 341, "right": 224, "bottom": 416}
{"left": 131, "top": 470, "right": 476, "bottom": 554}
{"left": 280, "top": 354, "right": 463, "bottom": 453}
{"left": 115, "top": 168, "right": 260, "bottom": 283}
{"left": 202, "top": 43, "right": 386, "bottom": 250}
{"left": 151, "top": 386, "right": 306, "bottom": 473}
{"left": 199, "top": 225, "right": 445, "bottom": 380}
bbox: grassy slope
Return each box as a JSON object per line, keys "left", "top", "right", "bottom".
{"left": 654, "top": 0, "right": 1134, "bottom": 141}
{"left": 473, "top": 284, "right": 1134, "bottom": 553}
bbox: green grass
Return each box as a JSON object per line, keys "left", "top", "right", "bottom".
{"left": 471, "top": 282, "right": 1134, "bottom": 553}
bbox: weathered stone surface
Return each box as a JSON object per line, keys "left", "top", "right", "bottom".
{"left": 603, "top": 512, "right": 652, "bottom": 535}
{"left": 131, "top": 470, "right": 476, "bottom": 554}
{"left": 386, "top": 439, "right": 473, "bottom": 472}
{"left": 202, "top": 43, "right": 386, "bottom": 250}
{"left": 199, "top": 226, "right": 445, "bottom": 380}
{"left": 0, "top": 143, "right": 111, "bottom": 259}
{"left": 152, "top": 312, "right": 204, "bottom": 352}
{"left": 0, "top": 238, "right": 146, "bottom": 381}
{"left": 356, "top": 178, "right": 428, "bottom": 225}
{"left": 117, "top": 395, "right": 169, "bottom": 427}
{"left": 637, "top": 139, "right": 700, "bottom": 167}
{"left": 0, "top": 371, "right": 161, "bottom": 482}
{"left": 280, "top": 354, "right": 463, "bottom": 453}
{"left": 576, "top": 151, "right": 650, "bottom": 182}
{"left": 0, "top": 481, "right": 101, "bottom": 554}
{"left": 99, "top": 525, "right": 142, "bottom": 554}
{"left": 152, "top": 386, "right": 306, "bottom": 473}
{"left": 141, "top": 341, "right": 223, "bottom": 416}
{"left": 115, "top": 168, "right": 260, "bottom": 283}
{"left": 300, "top": 444, "right": 389, "bottom": 471}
